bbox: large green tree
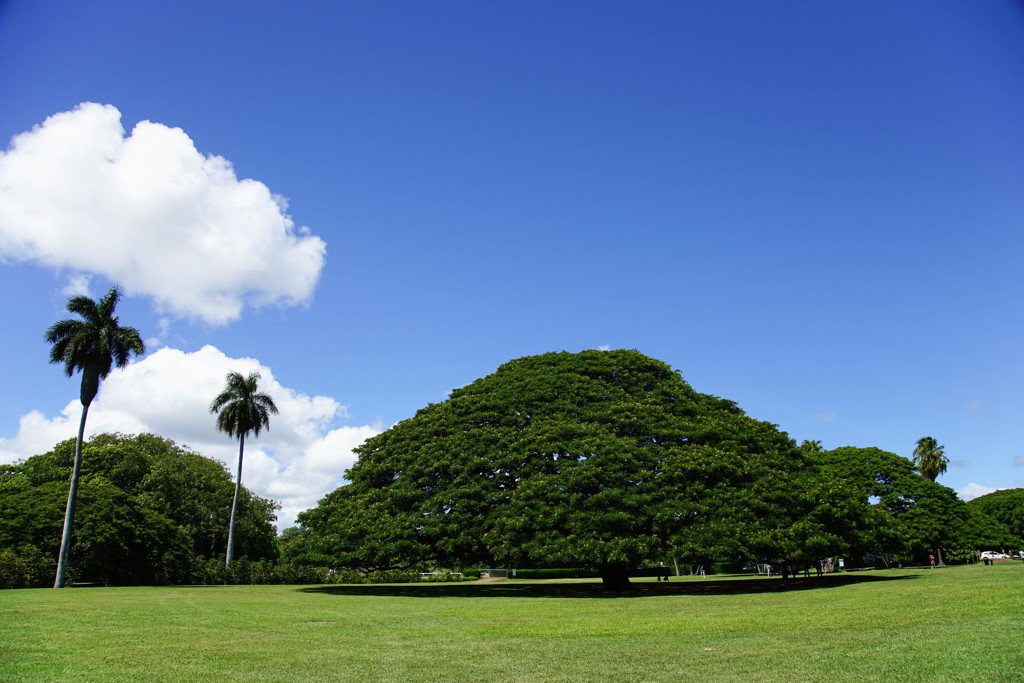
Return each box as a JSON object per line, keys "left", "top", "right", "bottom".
{"left": 210, "top": 372, "right": 278, "bottom": 566}
{"left": 297, "top": 350, "right": 848, "bottom": 587}
{"left": 0, "top": 433, "right": 279, "bottom": 586}
{"left": 811, "top": 446, "right": 1004, "bottom": 565}
{"left": 45, "top": 286, "right": 145, "bottom": 588}
{"left": 966, "top": 489, "right": 1024, "bottom": 546}
{"left": 912, "top": 436, "right": 948, "bottom": 482}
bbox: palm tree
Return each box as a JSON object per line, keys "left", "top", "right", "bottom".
{"left": 210, "top": 371, "right": 278, "bottom": 566}
{"left": 800, "top": 439, "right": 824, "bottom": 453}
{"left": 912, "top": 436, "right": 948, "bottom": 482}
{"left": 45, "top": 286, "right": 145, "bottom": 588}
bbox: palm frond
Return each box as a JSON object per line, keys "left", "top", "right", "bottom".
{"left": 210, "top": 371, "right": 278, "bottom": 441}
{"left": 45, "top": 287, "right": 144, "bottom": 383}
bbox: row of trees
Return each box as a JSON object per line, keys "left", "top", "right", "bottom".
{"left": 285, "top": 350, "right": 1021, "bottom": 586}
{"left": 19, "top": 292, "right": 1021, "bottom": 589}
{"left": 0, "top": 433, "right": 279, "bottom": 587}
{"left": 42, "top": 286, "right": 278, "bottom": 586}
{"left": 801, "top": 435, "right": 950, "bottom": 486}
{"left": 3, "top": 428, "right": 1017, "bottom": 588}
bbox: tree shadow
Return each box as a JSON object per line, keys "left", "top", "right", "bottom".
{"left": 297, "top": 572, "right": 920, "bottom": 599}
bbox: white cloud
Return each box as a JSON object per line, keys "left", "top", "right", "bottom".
{"left": 957, "top": 482, "right": 998, "bottom": 501}
{"left": 0, "top": 345, "right": 379, "bottom": 529}
{"left": 0, "top": 103, "right": 326, "bottom": 325}
{"left": 814, "top": 412, "right": 837, "bottom": 422}
{"left": 962, "top": 399, "right": 988, "bottom": 413}
{"left": 61, "top": 273, "right": 93, "bottom": 297}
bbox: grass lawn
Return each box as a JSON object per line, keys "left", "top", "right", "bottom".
{"left": 1, "top": 563, "right": 1022, "bottom": 681}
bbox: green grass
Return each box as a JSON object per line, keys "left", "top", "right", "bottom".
{"left": 2, "top": 564, "right": 1022, "bottom": 681}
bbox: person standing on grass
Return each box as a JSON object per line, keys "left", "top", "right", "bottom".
{"left": 929, "top": 554, "right": 936, "bottom": 568}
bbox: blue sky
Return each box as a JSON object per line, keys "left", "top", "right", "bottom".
{"left": 1, "top": 1, "right": 1022, "bottom": 528}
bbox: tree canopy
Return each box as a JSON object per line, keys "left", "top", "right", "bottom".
{"left": 45, "top": 287, "right": 145, "bottom": 408}
{"left": 966, "top": 488, "right": 1024, "bottom": 545}
{"left": 811, "top": 446, "right": 1016, "bottom": 563}
{"left": 0, "top": 433, "right": 278, "bottom": 586}
{"left": 912, "top": 436, "right": 948, "bottom": 482}
{"left": 296, "top": 350, "right": 859, "bottom": 586}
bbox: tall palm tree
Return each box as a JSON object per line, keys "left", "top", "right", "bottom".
{"left": 210, "top": 371, "right": 278, "bottom": 566}
{"left": 912, "top": 436, "right": 948, "bottom": 482}
{"left": 45, "top": 286, "right": 145, "bottom": 588}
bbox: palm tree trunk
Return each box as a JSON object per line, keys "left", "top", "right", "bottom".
{"left": 225, "top": 433, "right": 245, "bottom": 567}
{"left": 54, "top": 402, "right": 90, "bottom": 588}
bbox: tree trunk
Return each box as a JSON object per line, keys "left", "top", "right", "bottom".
{"left": 225, "top": 433, "right": 245, "bottom": 566}
{"left": 937, "top": 547, "right": 945, "bottom": 567}
{"left": 54, "top": 401, "right": 90, "bottom": 588}
{"left": 672, "top": 556, "right": 680, "bottom": 577}
{"left": 599, "top": 566, "right": 631, "bottom": 590}
{"left": 80, "top": 364, "right": 100, "bottom": 407}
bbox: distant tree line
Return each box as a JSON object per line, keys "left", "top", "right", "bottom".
{"left": 966, "top": 488, "right": 1024, "bottom": 542}
{"left": 0, "top": 433, "right": 278, "bottom": 588}
{"left": 5, "top": 350, "right": 1021, "bottom": 589}
{"left": 284, "top": 350, "right": 1022, "bottom": 585}
{"left": 0, "top": 433, "right": 474, "bottom": 589}
{"left": 809, "top": 446, "right": 1015, "bottom": 566}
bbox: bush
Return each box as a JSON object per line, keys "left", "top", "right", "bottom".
{"left": 513, "top": 568, "right": 600, "bottom": 580}
{"left": 199, "top": 557, "right": 228, "bottom": 585}
{"left": 366, "top": 569, "right": 419, "bottom": 584}
{"left": 0, "top": 546, "right": 56, "bottom": 589}
{"left": 325, "top": 568, "right": 365, "bottom": 584}
{"left": 420, "top": 571, "right": 467, "bottom": 582}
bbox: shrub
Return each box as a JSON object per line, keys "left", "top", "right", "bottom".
{"left": 0, "top": 546, "right": 56, "bottom": 589}
{"left": 513, "top": 568, "right": 600, "bottom": 580}
{"left": 325, "top": 567, "right": 365, "bottom": 584}
{"left": 366, "top": 569, "right": 419, "bottom": 584}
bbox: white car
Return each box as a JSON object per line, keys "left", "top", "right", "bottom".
{"left": 980, "top": 551, "right": 1011, "bottom": 560}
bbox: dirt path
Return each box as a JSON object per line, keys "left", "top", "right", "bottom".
{"left": 473, "top": 576, "right": 507, "bottom": 584}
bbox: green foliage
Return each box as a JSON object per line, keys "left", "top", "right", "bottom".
{"left": 0, "top": 433, "right": 279, "bottom": 586}
{"left": 912, "top": 436, "right": 948, "bottom": 482}
{"left": 297, "top": 350, "right": 852, "bottom": 583}
{"left": 366, "top": 568, "right": 421, "bottom": 583}
{"left": 0, "top": 546, "right": 56, "bottom": 589}
{"left": 44, "top": 286, "right": 146, "bottom": 406}
{"left": 209, "top": 372, "right": 279, "bottom": 442}
{"left": 966, "top": 488, "right": 1024, "bottom": 544}
{"left": 325, "top": 567, "right": 366, "bottom": 584}
{"left": 181, "top": 562, "right": 461, "bottom": 586}
{"left": 812, "top": 446, "right": 1001, "bottom": 562}
{"left": 513, "top": 568, "right": 601, "bottom": 579}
